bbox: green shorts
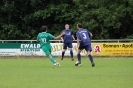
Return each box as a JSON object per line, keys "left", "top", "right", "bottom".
{"left": 42, "top": 44, "right": 52, "bottom": 56}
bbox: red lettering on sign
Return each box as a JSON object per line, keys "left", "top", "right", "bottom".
{"left": 95, "top": 46, "right": 100, "bottom": 52}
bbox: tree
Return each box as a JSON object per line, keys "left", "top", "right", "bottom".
{"left": 73, "top": 0, "right": 133, "bottom": 39}
{"left": 0, "top": 0, "right": 133, "bottom": 40}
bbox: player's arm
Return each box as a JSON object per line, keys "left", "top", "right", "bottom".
{"left": 54, "top": 32, "right": 65, "bottom": 40}
{"left": 89, "top": 32, "right": 93, "bottom": 40}
{"left": 61, "top": 37, "right": 64, "bottom": 42}
{"left": 37, "top": 38, "right": 40, "bottom": 42}
{"left": 36, "top": 34, "right": 40, "bottom": 42}
{"left": 71, "top": 31, "right": 75, "bottom": 40}
{"left": 87, "top": 29, "right": 93, "bottom": 40}
{"left": 77, "top": 38, "right": 80, "bottom": 48}
{"left": 76, "top": 32, "right": 80, "bottom": 48}
{"left": 72, "top": 35, "right": 75, "bottom": 40}
{"left": 60, "top": 30, "right": 64, "bottom": 42}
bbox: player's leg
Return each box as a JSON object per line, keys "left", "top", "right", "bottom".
{"left": 48, "top": 46, "right": 56, "bottom": 63}
{"left": 87, "top": 50, "right": 95, "bottom": 67}
{"left": 42, "top": 46, "right": 60, "bottom": 66}
{"left": 77, "top": 49, "right": 81, "bottom": 63}
{"left": 68, "top": 43, "right": 74, "bottom": 61}
{"left": 42, "top": 46, "right": 56, "bottom": 63}
{"left": 48, "top": 54, "right": 60, "bottom": 66}
{"left": 61, "top": 43, "right": 67, "bottom": 60}
{"left": 75, "top": 49, "right": 82, "bottom": 66}
{"left": 85, "top": 44, "right": 95, "bottom": 67}
{"left": 75, "top": 46, "right": 84, "bottom": 66}
{"left": 48, "top": 54, "right": 56, "bottom": 63}
{"left": 49, "top": 46, "right": 60, "bottom": 66}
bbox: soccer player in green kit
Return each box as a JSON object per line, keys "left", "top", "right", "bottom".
{"left": 37, "top": 26, "right": 64, "bottom": 66}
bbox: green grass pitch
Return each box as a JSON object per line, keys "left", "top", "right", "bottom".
{"left": 0, "top": 56, "right": 133, "bottom": 88}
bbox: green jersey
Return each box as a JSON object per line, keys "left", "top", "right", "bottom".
{"left": 37, "top": 32, "right": 55, "bottom": 47}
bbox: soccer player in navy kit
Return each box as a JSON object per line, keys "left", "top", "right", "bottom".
{"left": 61, "top": 24, "right": 75, "bottom": 61}
{"left": 75, "top": 23, "right": 95, "bottom": 67}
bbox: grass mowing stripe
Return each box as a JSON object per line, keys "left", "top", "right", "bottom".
{"left": 0, "top": 57, "right": 133, "bottom": 88}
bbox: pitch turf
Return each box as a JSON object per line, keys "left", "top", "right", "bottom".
{"left": 0, "top": 57, "right": 133, "bottom": 88}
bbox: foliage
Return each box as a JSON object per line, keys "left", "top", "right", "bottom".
{"left": 0, "top": 0, "right": 133, "bottom": 39}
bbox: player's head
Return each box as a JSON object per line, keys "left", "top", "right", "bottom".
{"left": 65, "top": 24, "right": 69, "bottom": 30}
{"left": 40, "top": 26, "right": 47, "bottom": 32}
{"left": 77, "top": 23, "right": 82, "bottom": 29}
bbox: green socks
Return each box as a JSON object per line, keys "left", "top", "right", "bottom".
{"left": 50, "top": 57, "right": 56, "bottom": 63}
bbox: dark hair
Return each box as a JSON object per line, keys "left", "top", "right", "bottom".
{"left": 65, "top": 24, "right": 69, "bottom": 26}
{"left": 77, "top": 23, "right": 82, "bottom": 28}
{"left": 40, "top": 26, "right": 47, "bottom": 32}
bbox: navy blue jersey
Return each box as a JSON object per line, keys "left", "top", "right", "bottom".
{"left": 62, "top": 29, "right": 73, "bottom": 43}
{"left": 76, "top": 29, "right": 91, "bottom": 46}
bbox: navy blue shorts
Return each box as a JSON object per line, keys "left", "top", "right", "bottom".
{"left": 63, "top": 43, "right": 73, "bottom": 49}
{"left": 79, "top": 44, "right": 92, "bottom": 52}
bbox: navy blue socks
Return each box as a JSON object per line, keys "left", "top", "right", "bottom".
{"left": 88, "top": 54, "right": 94, "bottom": 63}
{"left": 70, "top": 51, "right": 73, "bottom": 58}
{"left": 77, "top": 54, "right": 81, "bottom": 63}
{"left": 62, "top": 51, "right": 65, "bottom": 58}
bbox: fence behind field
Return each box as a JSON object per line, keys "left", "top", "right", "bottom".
{"left": 0, "top": 39, "right": 133, "bottom": 56}
{"left": 0, "top": 39, "right": 133, "bottom": 43}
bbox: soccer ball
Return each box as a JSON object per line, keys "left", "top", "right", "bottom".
{"left": 75, "top": 61, "right": 81, "bottom": 66}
